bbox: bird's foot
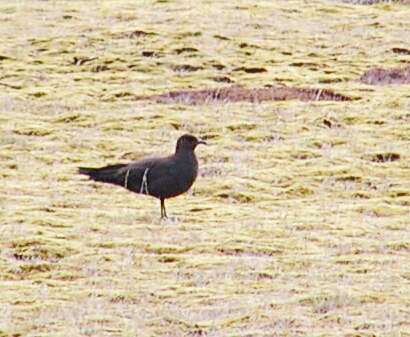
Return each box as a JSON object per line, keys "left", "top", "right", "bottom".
{"left": 160, "top": 216, "right": 180, "bottom": 224}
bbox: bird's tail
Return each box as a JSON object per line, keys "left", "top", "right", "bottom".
{"left": 78, "top": 164, "right": 127, "bottom": 185}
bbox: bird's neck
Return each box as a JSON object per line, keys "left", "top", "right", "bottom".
{"left": 175, "top": 149, "right": 196, "bottom": 161}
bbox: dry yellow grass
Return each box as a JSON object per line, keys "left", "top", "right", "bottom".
{"left": 1, "top": 0, "right": 410, "bottom": 336}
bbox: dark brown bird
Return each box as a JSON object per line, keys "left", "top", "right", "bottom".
{"left": 78, "top": 134, "right": 206, "bottom": 218}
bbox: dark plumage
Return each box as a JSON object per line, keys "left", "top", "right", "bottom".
{"left": 78, "top": 134, "right": 206, "bottom": 218}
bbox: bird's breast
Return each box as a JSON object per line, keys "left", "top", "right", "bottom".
{"left": 172, "top": 157, "right": 198, "bottom": 192}
{"left": 148, "top": 155, "right": 198, "bottom": 199}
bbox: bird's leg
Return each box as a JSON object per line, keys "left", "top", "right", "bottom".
{"left": 161, "top": 198, "right": 168, "bottom": 219}
{"left": 160, "top": 199, "right": 163, "bottom": 218}
{"left": 163, "top": 203, "right": 168, "bottom": 218}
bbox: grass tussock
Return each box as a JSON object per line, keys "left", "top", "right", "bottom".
{"left": 1, "top": 0, "right": 410, "bottom": 336}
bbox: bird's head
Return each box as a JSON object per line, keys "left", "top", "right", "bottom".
{"left": 175, "top": 134, "right": 207, "bottom": 153}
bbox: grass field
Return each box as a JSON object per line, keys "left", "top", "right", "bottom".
{"left": 1, "top": 0, "right": 410, "bottom": 336}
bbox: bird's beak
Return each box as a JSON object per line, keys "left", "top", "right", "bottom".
{"left": 197, "top": 139, "right": 207, "bottom": 145}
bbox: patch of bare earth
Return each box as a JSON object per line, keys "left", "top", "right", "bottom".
{"left": 359, "top": 65, "right": 410, "bottom": 85}
{"left": 139, "top": 85, "right": 354, "bottom": 105}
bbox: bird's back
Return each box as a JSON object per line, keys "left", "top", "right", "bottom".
{"left": 80, "top": 153, "right": 198, "bottom": 200}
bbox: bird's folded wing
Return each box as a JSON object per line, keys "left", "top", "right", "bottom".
{"left": 122, "top": 157, "right": 175, "bottom": 193}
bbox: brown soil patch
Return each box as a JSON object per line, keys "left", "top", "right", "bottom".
{"left": 171, "top": 64, "right": 203, "bottom": 72}
{"left": 212, "top": 76, "right": 234, "bottom": 83}
{"left": 138, "top": 85, "right": 354, "bottom": 105}
{"left": 392, "top": 48, "right": 410, "bottom": 55}
{"left": 233, "top": 67, "right": 267, "bottom": 73}
{"left": 368, "top": 153, "right": 401, "bottom": 163}
{"left": 359, "top": 65, "right": 410, "bottom": 85}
